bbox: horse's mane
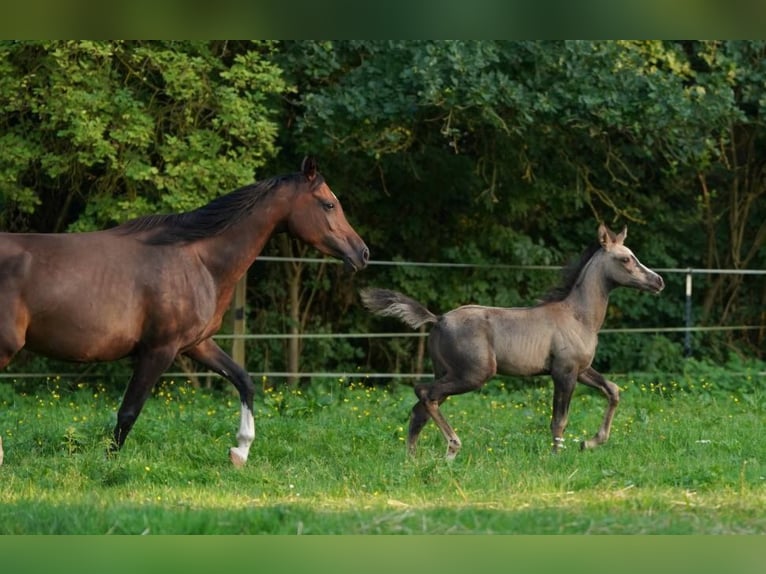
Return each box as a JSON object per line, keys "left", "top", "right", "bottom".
{"left": 115, "top": 172, "right": 323, "bottom": 245}
{"left": 538, "top": 242, "right": 602, "bottom": 303}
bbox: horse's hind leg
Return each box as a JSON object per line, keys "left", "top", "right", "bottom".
{"left": 0, "top": 305, "right": 27, "bottom": 466}
{"left": 0, "top": 300, "right": 27, "bottom": 369}
{"left": 577, "top": 367, "right": 620, "bottom": 450}
{"left": 185, "top": 339, "right": 255, "bottom": 467}
{"left": 112, "top": 345, "right": 177, "bottom": 452}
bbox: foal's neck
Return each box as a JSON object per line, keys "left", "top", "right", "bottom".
{"left": 567, "top": 252, "right": 612, "bottom": 330}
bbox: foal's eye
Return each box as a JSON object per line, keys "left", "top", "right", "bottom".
{"left": 620, "top": 256, "right": 631, "bottom": 264}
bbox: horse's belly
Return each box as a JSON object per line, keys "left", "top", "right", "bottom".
{"left": 25, "top": 317, "right": 138, "bottom": 362}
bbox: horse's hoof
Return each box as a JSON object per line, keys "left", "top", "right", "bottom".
{"left": 229, "top": 447, "right": 247, "bottom": 468}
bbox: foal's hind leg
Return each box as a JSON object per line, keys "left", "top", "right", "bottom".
{"left": 415, "top": 381, "right": 464, "bottom": 460}
{"left": 407, "top": 396, "right": 447, "bottom": 455}
{"left": 410, "top": 326, "right": 496, "bottom": 460}
{"left": 407, "top": 400, "right": 430, "bottom": 455}
{"left": 186, "top": 339, "right": 256, "bottom": 467}
{"left": 577, "top": 367, "right": 620, "bottom": 450}
{"left": 414, "top": 372, "right": 491, "bottom": 460}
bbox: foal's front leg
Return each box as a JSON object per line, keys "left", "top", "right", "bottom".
{"left": 577, "top": 367, "right": 620, "bottom": 450}
{"left": 550, "top": 367, "right": 578, "bottom": 453}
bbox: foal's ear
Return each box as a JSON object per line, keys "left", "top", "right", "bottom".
{"left": 599, "top": 223, "right": 627, "bottom": 249}
{"left": 598, "top": 223, "right": 615, "bottom": 249}
{"left": 615, "top": 225, "right": 628, "bottom": 244}
{"left": 301, "top": 156, "right": 318, "bottom": 182}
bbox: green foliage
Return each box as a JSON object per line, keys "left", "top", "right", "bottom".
{"left": 0, "top": 41, "right": 288, "bottom": 232}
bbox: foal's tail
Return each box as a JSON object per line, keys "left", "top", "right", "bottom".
{"left": 360, "top": 288, "right": 439, "bottom": 330}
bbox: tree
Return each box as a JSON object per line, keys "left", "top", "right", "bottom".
{"left": 0, "top": 40, "right": 288, "bottom": 233}
{"left": 275, "top": 40, "right": 764, "bottom": 369}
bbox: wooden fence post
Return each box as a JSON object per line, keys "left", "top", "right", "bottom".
{"left": 232, "top": 275, "right": 247, "bottom": 369}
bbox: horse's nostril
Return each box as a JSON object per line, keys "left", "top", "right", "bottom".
{"left": 362, "top": 247, "right": 370, "bottom": 262}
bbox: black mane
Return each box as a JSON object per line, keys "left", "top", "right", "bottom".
{"left": 115, "top": 172, "right": 323, "bottom": 245}
{"left": 538, "top": 242, "right": 602, "bottom": 303}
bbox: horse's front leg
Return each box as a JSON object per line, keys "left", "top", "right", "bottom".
{"left": 113, "top": 345, "right": 178, "bottom": 452}
{"left": 577, "top": 367, "right": 620, "bottom": 450}
{"left": 185, "top": 339, "right": 255, "bottom": 467}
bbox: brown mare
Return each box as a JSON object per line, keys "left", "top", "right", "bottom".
{"left": 361, "top": 224, "right": 663, "bottom": 459}
{"left": 0, "top": 157, "right": 368, "bottom": 467}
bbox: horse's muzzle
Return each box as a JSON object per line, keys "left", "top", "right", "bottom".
{"left": 344, "top": 245, "right": 370, "bottom": 272}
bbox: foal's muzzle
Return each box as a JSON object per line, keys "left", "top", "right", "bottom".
{"left": 646, "top": 272, "right": 665, "bottom": 293}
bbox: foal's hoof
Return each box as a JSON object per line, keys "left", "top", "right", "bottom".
{"left": 445, "top": 439, "right": 461, "bottom": 461}
{"left": 581, "top": 438, "right": 600, "bottom": 450}
{"left": 229, "top": 447, "right": 247, "bottom": 468}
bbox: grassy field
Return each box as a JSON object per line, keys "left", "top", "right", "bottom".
{"left": 0, "top": 367, "right": 763, "bottom": 534}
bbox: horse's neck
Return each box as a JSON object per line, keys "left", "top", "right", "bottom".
{"left": 567, "top": 254, "right": 612, "bottom": 331}
{"left": 196, "top": 191, "right": 291, "bottom": 285}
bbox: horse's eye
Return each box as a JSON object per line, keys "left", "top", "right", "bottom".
{"left": 322, "top": 201, "right": 335, "bottom": 211}
{"left": 620, "top": 256, "right": 630, "bottom": 264}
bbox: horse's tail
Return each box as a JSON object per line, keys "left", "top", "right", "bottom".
{"left": 360, "top": 288, "right": 439, "bottom": 330}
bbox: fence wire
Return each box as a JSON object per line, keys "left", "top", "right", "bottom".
{"left": 0, "top": 256, "right": 762, "bottom": 381}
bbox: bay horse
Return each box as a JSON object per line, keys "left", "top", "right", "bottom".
{"left": 361, "top": 224, "right": 663, "bottom": 460}
{"left": 0, "top": 157, "right": 368, "bottom": 467}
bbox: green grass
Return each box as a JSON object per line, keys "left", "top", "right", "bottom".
{"left": 0, "top": 371, "right": 763, "bottom": 534}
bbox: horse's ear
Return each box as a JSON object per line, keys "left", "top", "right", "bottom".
{"left": 301, "top": 156, "right": 317, "bottom": 182}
